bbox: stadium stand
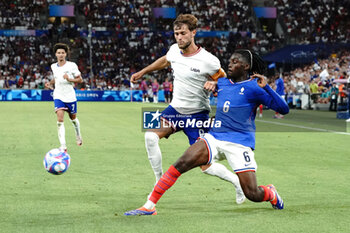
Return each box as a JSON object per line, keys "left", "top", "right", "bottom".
{"left": 0, "top": 0, "right": 45, "bottom": 29}
{"left": 0, "top": 0, "right": 349, "bottom": 110}
{"left": 274, "top": 0, "right": 350, "bottom": 44}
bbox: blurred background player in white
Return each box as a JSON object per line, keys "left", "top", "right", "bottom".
{"left": 130, "top": 14, "right": 245, "bottom": 204}
{"left": 45, "top": 43, "right": 83, "bottom": 151}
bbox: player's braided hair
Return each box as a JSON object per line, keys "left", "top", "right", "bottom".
{"left": 235, "top": 49, "right": 266, "bottom": 75}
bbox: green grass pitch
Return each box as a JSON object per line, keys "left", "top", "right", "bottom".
{"left": 0, "top": 101, "right": 349, "bottom": 233}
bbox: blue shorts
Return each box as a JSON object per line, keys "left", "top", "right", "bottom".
{"left": 142, "top": 90, "right": 147, "bottom": 95}
{"left": 164, "top": 91, "right": 170, "bottom": 96}
{"left": 153, "top": 92, "right": 158, "bottom": 96}
{"left": 161, "top": 105, "right": 210, "bottom": 145}
{"left": 54, "top": 99, "right": 77, "bottom": 114}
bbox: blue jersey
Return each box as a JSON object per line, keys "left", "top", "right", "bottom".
{"left": 209, "top": 78, "right": 289, "bottom": 149}
{"left": 275, "top": 77, "right": 285, "bottom": 96}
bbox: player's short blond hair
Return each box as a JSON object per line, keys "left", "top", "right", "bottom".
{"left": 173, "top": 14, "right": 198, "bottom": 31}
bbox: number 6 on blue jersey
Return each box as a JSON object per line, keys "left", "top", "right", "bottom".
{"left": 223, "top": 101, "right": 230, "bottom": 113}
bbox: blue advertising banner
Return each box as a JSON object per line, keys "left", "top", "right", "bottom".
{"left": 41, "top": 90, "right": 54, "bottom": 101}
{"left": 263, "top": 43, "right": 350, "bottom": 63}
{"left": 49, "top": 5, "right": 74, "bottom": 17}
{"left": 0, "top": 30, "right": 49, "bottom": 37}
{"left": 152, "top": 8, "right": 176, "bottom": 19}
{"left": 196, "top": 31, "right": 230, "bottom": 38}
{"left": 0, "top": 90, "right": 166, "bottom": 102}
{"left": 0, "top": 30, "right": 35, "bottom": 36}
{"left": 0, "top": 89, "right": 42, "bottom": 101}
{"left": 0, "top": 89, "right": 221, "bottom": 106}
{"left": 79, "top": 30, "right": 249, "bottom": 38}
{"left": 253, "top": 7, "right": 277, "bottom": 18}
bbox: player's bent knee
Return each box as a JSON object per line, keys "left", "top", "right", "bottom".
{"left": 173, "top": 152, "right": 196, "bottom": 173}
{"left": 145, "top": 131, "right": 159, "bottom": 145}
{"left": 200, "top": 164, "right": 211, "bottom": 172}
{"left": 175, "top": 150, "right": 207, "bottom": 174}
{"left": 69, "top": 114, "right": 76, "bottom": 120}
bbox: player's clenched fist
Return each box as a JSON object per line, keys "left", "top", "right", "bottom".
{"left": 130, "top": 71, "right": 144, "bottom": 84}
{"left": 204, "top": 81, "right": 217, "bottom": 92}
{"left": 45, "top": 82, "right": 52, "bottom": 89}
{"left": 251, "top": 73, "right": 267, "bottom": 88}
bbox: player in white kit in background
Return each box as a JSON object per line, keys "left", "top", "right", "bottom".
{"left": 130, "top": 14, "right": 245, "bottom": 204}
{"left": 45, "top": 43, "right": 83, "bottom": 151}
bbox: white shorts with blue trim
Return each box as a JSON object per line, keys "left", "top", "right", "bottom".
{"left": 199, "top": 133, "right": 257, "bottom": 173}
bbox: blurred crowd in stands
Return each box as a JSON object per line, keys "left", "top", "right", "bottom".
{"left": 0, "top": 0, "right": 46, "bottom": 29}
{"left": 78, "top": 0, "right": 255, "bottom": 31}
{"left": 0, "top": 0, "right": 349, "bottom": 109}
{"left": 267, "top": 50, "right": 350, "bottom": 110}
{"left": 274, "top": 0, "right": 350, "bottom": 44}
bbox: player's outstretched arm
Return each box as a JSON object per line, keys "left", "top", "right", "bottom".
{"left": 204, "top": 68, "right": 226, "bottom": 92}
{"left": 130, "top": 56, "right": 170, "bottom": 83}
{"left": 252, "top": 73, "right": 289, "bottom": 115}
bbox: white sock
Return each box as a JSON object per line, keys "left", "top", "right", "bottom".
{"left": 57, "top": 121, "right": 66, "bottom": 148}
{"left": 145, "top": 131, "right": 163, "bottom": 182}
{"left": 154, "top": 96, "right": 158, "bottom": 103}
{"left": 203, "top": 163, "right": 242, "bottom": 191}
{"left": 143, "top": 199, "right": 156, "bottom": 210}
{"left": 70, "top": 118, "right": 81, "bottom": 137}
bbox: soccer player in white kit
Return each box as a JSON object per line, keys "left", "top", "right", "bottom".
{"left": 130, "top": 14, "right": 245, "bottom": 204}
{"left": 45, "top": 43, "right": 83, "bottom": 151}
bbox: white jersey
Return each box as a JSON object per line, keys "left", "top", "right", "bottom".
{"left": 51, "top": 61, "right": 81, "bottom": 102}
{"left": 166, "top": 44, "right": 221, "bottom": 114}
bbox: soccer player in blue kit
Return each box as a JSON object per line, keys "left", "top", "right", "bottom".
{"left": 125, "top": 49, "right": 289, "bottom": 215}
{"left": 274, "top": 73, "right": 285, "bottom": 118}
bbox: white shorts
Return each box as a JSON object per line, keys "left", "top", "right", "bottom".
{"left": 199, "top": 133, "right": 257, "bottom": 173}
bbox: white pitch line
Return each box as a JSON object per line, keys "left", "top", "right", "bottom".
{"left": 256, "top": 119, "right": 350, "bottom": 135}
